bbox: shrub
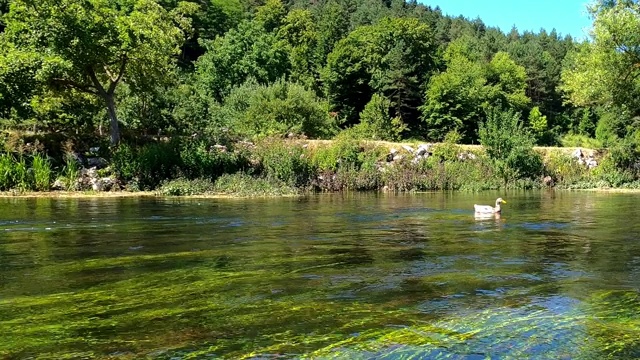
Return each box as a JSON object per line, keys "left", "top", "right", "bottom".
{"left": 214, "top": 173, "right": 298, "bottom": 196}
{"left": 311, "top": 134, "right": 362, "bottom": 172}
{"left": 350, "top": 93, "right": 407, "bottom": 141}
{"left": 479, "top": 107, "right": 543, "bottom": 185}
{"left": 179, "top": 140, "right": 249, "bottom": 180}
{"left": 256, "top": 138, "right": 313, "bottom": 187}
{"left": 431, "top": 130, "right": 463, "bottom": 162}
{"left": 111, "top": 143, "right": 140, "bottom": 182}
{"left": 61, "top": 152, "right": 80, "bottom": 191}
{"left": 157, "top": 178, "right": 215, "bottom": 196}
{"left": 223, "top": 79, "right": 338, "bottom": 139}
{"left": 560, "top": 133, "right": 602, "bottom": 149}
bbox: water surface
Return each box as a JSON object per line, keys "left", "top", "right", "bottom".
{"left": 1, "top": 191, "right": 639, "bottom": 359}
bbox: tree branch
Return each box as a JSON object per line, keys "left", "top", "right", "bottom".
{"left": 107, "top": 56, "right": 128, "bottom": 95}
{"left": 86, "top": 66, "right": 107, "bottom": 96}
{"left": 50, "top": 78, "right": 99, "bottom": 95}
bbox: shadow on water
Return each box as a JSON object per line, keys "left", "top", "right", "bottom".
{"left": 1, "top": 192, "right": 640, "bottom": 359}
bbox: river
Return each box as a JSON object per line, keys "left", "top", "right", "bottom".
{"left": 1, "top": 191, "right": 639, "bottom": 359}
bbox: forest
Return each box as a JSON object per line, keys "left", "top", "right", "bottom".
{"left": 0, "top": 0, "right": 639, "bottom": 194}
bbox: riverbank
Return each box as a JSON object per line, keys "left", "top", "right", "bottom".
{"left": 1, "top": 136, "right": 636, "bottom": 196}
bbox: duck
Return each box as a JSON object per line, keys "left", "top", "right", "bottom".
{"left": 474, "top": 198, "right": 506, "bottom": 214}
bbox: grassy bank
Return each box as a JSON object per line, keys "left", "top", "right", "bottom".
{"left": 0, "top": 131, "right": 638, "bottom": 198}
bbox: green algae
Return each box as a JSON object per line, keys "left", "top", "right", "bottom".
{"left": 2, "top": 193, "right": 640, "bottom": 359}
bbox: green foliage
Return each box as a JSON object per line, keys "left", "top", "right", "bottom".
{"left": 421, "top": 40, "right": 530, "bottom": 142}
{"left": 221, "top": 79, "right": 337, "bottom": 139}
{"left": 157, "top": 178, "right": 215, "bottom": 196}
{"left": 61, "top": 153, "right": 80, "bottom": 191}
{"left": 561, "top": 2, "right": 640, "bottom": 116}
{"left": 560, "top": 133, "right": 603, "bottom": 149}
{"left": 351, "top": 93, "right": 407, "bottom": 141}
{"left": 431, "top": 130, "right": 463, "bottom": 162}
{"left": 311, "top": 135, "right": 362, "bottom": 172}
{"left": 479, "top": 108, "right": 543, "bottom": 185}
{"left": 32, "top": 153, "right": 52, "bottom": 191}
{"left": 256, "top": 139, "right": 313, "bottom": 187}
{"left": 111, "top": 144, "right": 140, "bottom": 183}
{"left": 0, "top": 153, "right": 14, "bottom": 190}
{"left": 213, "top": 172, "right": 298, "bottom": 196}
{"left": 195, "top": 19, "right": 290, "bottom": 102}
{"left": 606, "top": 136, "right": 640, "bottom": 171}
{"left": 2, "top": 0, "right": 190, "bottom": 144}
{"left": 528, "top": 106, "right": 547, "bottom": 134}
{"left": 179, "top": 141, "right": 248, "bottom": 180}
{"left": 323, "top": 17, "right": 436, "bottom": 127}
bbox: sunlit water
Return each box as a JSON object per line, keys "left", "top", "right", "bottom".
{"left": 1, "top": 191, "right": 639, "bottom": 359}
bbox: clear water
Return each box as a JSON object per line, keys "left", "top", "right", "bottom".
{"left": 1, "top": 191, "right": 639, "bottom": 359}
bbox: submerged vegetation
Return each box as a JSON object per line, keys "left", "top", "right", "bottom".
{"left": 2, "top": 193, "right": 640, "bottom": 359}
{"left": 1, "top": 0, "right": 640, "bottom": 195}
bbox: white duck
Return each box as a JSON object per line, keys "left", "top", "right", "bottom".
{"left": 474, "top": 198, "right": 507, "bottom": 214}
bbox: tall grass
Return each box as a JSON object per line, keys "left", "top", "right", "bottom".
{"left": 32, "top": 153, "right": 52, "bottom": 191}
{"left": 13, "top": 156, "right": 30, "bottom": 191}
{"left": 0, "top": 153, "right": 14, "bottom": 190}
{"left": 61, "top": 153, "right": 80, "bottom": 191}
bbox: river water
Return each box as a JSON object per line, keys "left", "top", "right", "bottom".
{"left": 1, "top": 191, "right": 639, "bottom": 359}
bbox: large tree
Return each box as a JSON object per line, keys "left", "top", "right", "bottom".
{"left": 561, "top": 0, "right": 640, "bottom": 116}
{"left": 322, "top": 17, "right": 437, "bottom": 130}
{"left": 1, "top": 0, "right": 190, "bottom": 145}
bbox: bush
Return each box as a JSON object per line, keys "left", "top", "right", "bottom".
{"left": 256, "top": 138, "right": 313, "bottom": 187}
{"left": 430, "top": 130, "right": 463, "bottom": 162}
{"left": 157, "top": 178, "right": 215, "bottom": 196}
{"left": 179, "top": 140, "right": 249, "bottom": 180}
{"left": 0, "top": 153, "right": 14, "bottom": 190}
{"left": 350, "top": 93, "right": 407, "bottom": 141}
{"left": 311, "top": 134, "right": 362, "bottom": 172}
{"left": 214, "top": 173, "right": 298, "bottom": 196}
{"left": 560, "top": 133, "right": 602, "bottom": 149}
{"left": 222, "top": 79, "right": 338, "bottom": 139}
{"left": 479, "top": 107, "right": 543, "bottom": 185}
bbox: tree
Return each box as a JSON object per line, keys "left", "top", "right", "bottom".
{"left": 561, "top": 1, "right": 640, "bottom": 116}
{"left": 323, "top": 17, "right": 436, "bottom": 129}
{"left": 195, "top": 18, "right": 290, "bottom": 102}
{"left": 420, "top": 40, "right": 488, "bottom": 142}
{"left": 1, "top": 0, "right": 189, "bottom": 145}
{"left": 351, "top": 93, "right": 407, "bottom": 141}
{"left": 420, "top": 39, "right": 529, "bottom": 142}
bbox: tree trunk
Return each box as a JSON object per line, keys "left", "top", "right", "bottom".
{"left": 104, "top": 93, "right": 121, "bottom": 146}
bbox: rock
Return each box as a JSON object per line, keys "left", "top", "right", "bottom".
{"left": 86, "top": 157, "right": 108, "bottom": 169}
{"left": 543, "top": 175, "right": 555, "bottom": 187}
{"left": 416, "top": 143, "right": 432, "bottom": 156}
{"left": 91, "top": 177, "right": 115, "bottom": 192}
{"left": 52, "top": 179, "right": 65, "bottom": 190}
{"left": 89, "top": 146, "right": 100, "bottom": 153}
{"left": 401, "top": 145, "right": 415, "bottom": 154}
{"left": 213, "top": 144, "right": 227, "bottom": 152}
{"left": 393, "top": 154, "right": 404, "bottom": 162}
{"left": 69, "top": 152, "right": 86, "bottom": 167}
{"left": 457, "top": 152, "right": 476, "bottom": 161}
{"left": 586, "top": 159, "right": 598, "bottom": 169}
{"left": 572, "top": 148, "right": 583, "bottom": 159}
{"left": 390, "top": 148, "right": 398, "bottom": 155}
{"left": 81, "top": 167, "right": 97, "bottom": 178}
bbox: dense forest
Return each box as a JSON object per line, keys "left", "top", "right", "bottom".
{"left": 0, "top": 0, "right": 639, "bottom": 194}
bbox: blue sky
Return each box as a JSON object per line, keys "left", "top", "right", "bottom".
{"left": 425, "top": 0, "right": 594, "bottom": 40}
